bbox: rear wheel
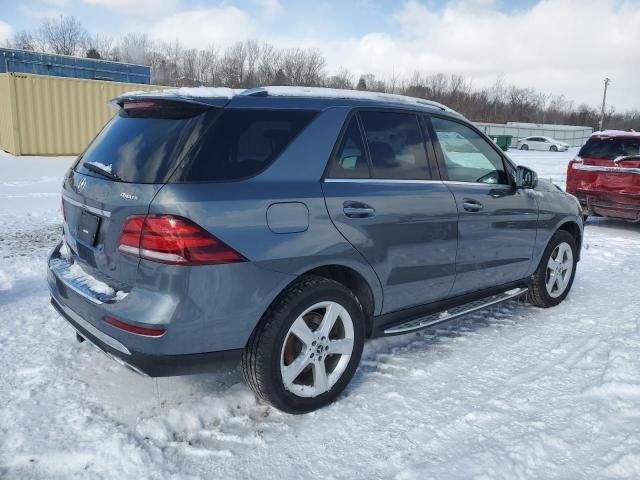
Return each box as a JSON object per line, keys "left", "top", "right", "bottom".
{"left": 528, "top": 230, "right": 577, "bottom": 307}
{"left": 550, "top": 145, "right": 558, "bottom": 152}
{"left": 520, "top": 144, "right": 529, "bottom": 150}
{"left": 242, "top": 276, "right": 365, "bottom": 414}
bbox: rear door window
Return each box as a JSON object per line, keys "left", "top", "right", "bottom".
{"left": 359, "top": 111, "right": 430, "bottom": 180}
{"left": 431, "top": 117, "right": 509, "bottom": 185}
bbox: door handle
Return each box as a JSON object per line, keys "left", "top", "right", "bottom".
{"left": 343, "top": 201, "right": 376, "bottom": 218}
{"left": 462, "top": 199, "right": 483, "bottom": 212}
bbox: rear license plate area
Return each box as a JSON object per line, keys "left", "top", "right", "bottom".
{"left": 77, "top": 210, "right": 100, "bottom": 246}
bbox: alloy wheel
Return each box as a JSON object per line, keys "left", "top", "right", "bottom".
{"left": 280, "top": 301, "right": 355, "bottom": 398}
{"left": 545, "top": 242, "right": 574, "bottom": 298}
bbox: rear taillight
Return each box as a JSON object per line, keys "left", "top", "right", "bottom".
{"left": 61, "top": 196, "right": 66, "bottom": 221}
{"left": 104, "top": 315, "right": 166, "bottom": 337}
{"left": 117, "top": 215, "right": 246, "bottom": 265}
{"left": 567, "top": 158, "right": 582, "bottom": 171}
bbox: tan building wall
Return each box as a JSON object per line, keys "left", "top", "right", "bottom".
{"left": 0, "top": 74, "right": 18, "bottom": 155}
{"left": 0, "top": 72, "right": 166, "bottom": 156}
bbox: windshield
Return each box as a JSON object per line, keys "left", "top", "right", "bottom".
{"left": 579, "top": 137, "right": 640, "bottom": 160}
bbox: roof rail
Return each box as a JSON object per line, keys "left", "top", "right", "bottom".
{"left": 240, "top": 86, "right": 454, "bottom": 112}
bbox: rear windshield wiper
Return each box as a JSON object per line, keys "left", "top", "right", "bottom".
{"left": 83, "top": 162, "right": 121, "bottom": 181}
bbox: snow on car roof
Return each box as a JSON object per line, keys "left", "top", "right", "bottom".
{"left": 119, "top": 86, "right": 239, "bottom": 100}
{"left": 592, "top": 130, "right": 640, "bottom": 138}
{"left": 118, "top": 85, "right": 455, "bottom": 113}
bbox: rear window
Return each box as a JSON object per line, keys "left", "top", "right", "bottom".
{"left": 76, "top": 101, "right": 211, "bottom": 183}
{"left": 75, "top": 103, "right": 316, "bottom": 183}
{"left": 579, "top": 137, "right": 640, "bottom": 159}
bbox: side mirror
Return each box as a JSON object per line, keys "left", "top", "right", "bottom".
{"left": 515, "top": 165, "right": 538, "bottom": 189}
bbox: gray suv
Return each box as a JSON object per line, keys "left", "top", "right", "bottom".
{"left": 48, "top": 87, "right": 583, "bottom": 413}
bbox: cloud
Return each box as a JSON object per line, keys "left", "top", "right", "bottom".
{"left": 83, "top": 0, "right": 180, "bottom": 17}
{"left": 0, "top": 20, "right": 13, "bottom": 44}
{"left": 147, "top": 6, "right": 256, "bottom": 47}
{"left": 318, "top": 0, "right": 640, "bottom": 110}
{"left": 18, "top": 4, "right": 67, "bottom": 20}
{"left": 256, "top": 0, "right": 284, "bottom": 17}
{"left": 42, "top": 0, "right": 71, "bottom": 7}
{"left": 96, "top": 0, "right": 640, "bottom": 110}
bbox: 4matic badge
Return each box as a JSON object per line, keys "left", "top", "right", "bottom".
{"left": 120, "top": 192, "right": 139, "bottom": 201}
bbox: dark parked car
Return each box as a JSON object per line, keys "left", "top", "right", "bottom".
{"left": 567, "top": 130, "right": 640, "bottom": 222}
{"left": 48, "top": 87, "right": 583, "bottom": 413}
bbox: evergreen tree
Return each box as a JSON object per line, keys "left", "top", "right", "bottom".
{"left": 273, "top": 68, "right": 288, "bottom": 86}
{"left": 86, "top": 48, "right": 101, "bottom": 59}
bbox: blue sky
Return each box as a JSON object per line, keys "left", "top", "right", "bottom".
{"left": 2, "top": 1, "right": 541, "bottom": 37}
{"left": 1, "top": 0, "right": 639, "bottom": 110}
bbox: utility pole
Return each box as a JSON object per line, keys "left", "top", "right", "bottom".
{"left": 599, "top": 78, "right": 611, "bottom": 131}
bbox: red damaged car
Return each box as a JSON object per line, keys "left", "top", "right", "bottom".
{"left": 567, "top": 130, "right": 640, "bottom": 222}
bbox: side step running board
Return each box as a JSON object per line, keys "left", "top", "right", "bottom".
{"left": 383, "top": 287, "right": 528, "bottom": 335}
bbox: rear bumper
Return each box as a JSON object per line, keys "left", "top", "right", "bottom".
{"left": 51, "top": 295, "right": 242, "bottom": 376}
{"left": 575, "top": 190, "right": 640, "bottom": 221}
{"left": 47, "top": 240, "right": 293, "bottom": 376}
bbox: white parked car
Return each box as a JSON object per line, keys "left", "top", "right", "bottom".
{"left": 517, "top": 136, "right": 569, "bottom": 152}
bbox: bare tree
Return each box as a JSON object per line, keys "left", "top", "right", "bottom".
{"left": 386, "top": 68, "right": 400, "bottom": 94}
{"left": 83, "top": 34, "right": 115, "bottom": 60}
{"left": 258, "top": 43, "right": 282, "bottom": 85}
{"left": 180, "top": 48, "right": 199, "bottom": 85}
{"left": 11, "top": 31, "right": 40, "bottom": 51}
{"left": 4, "top": 14, "right": 638, "bottom": 130}
{"left": 200, "top": 46, "right": 221, "bottom": 86}
{"left": 38, "top": 15, "right": 87, "bottom": 56}
{"left": 326, "top": 68, "right": 354, "bottom": 89}
{"left": 219, "top": 42, "right": 247, "bottom": 87}
{"left": 280, "top": 48, "right": 325, "bottom": 86}
{"left": 118, "top": 33, "right": 153, "bottom": 65}
{"left": 244, "top": 40, "right": 260, "bottom": 87}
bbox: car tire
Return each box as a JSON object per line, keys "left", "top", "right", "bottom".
{"left": 528, "top": 230, "right": 578, "bottom": 308}
{"left": 520, "top": 144, "right": 529, "bottom": 150}
{"left": 242, "top": 275, "right": 365, "bottom": 414}
{"left": 550, "top": 145, "right": 558, "bottom": 152}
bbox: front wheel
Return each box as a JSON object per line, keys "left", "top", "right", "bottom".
{"left": 242, "top": 276, "right": 365, "bottom": 414}
{"left": 520, "top": 144, "right": 529, "bottom": 150}
{"left": 528, "top": 230, "right": 578, "bottom": 307}
{"left": 550, "top": 145, "right": 558, "bottom": 152}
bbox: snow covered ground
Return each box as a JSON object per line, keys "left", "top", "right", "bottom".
{"left": 2, "top": 147, "right": 640, "bottom": 479}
